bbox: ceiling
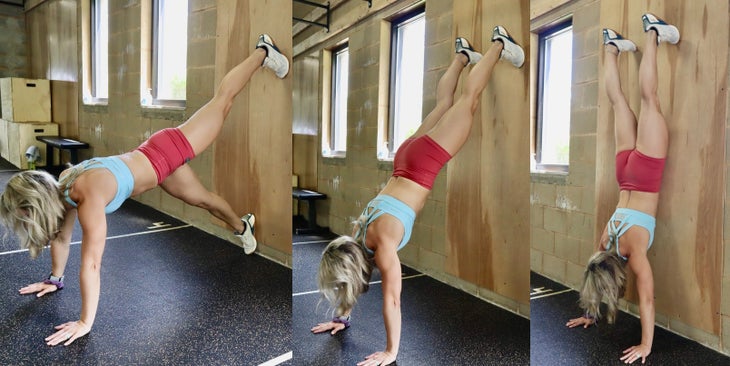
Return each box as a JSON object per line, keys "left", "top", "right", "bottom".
{"left": 293, "top": 0, "right": 330, "bottom": 34}
{"left": 0, "top": 0, "right": 24, "bottom": 7}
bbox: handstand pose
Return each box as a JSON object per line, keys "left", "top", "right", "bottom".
{"left": 565, "top": 14, "right": 679, "bottom": 365}
{"left": 311, "top": 26, "right": 524, "bottom": 366}
{"left": 0, "top": 34, "right": 289, "bottom": 346}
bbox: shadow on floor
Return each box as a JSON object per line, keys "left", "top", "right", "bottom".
{"left": 293, "top": 233, "right": 530, "bottom": 366}
{"left": 0, "top": 197, "right": 291, "bottom": 365}
{"left": 530, "top": 272, "right": 730, "bottom": 365}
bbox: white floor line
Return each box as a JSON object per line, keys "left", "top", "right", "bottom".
{"left": 530, "top": 288, "right": 573, "bottom": 300}
{"left": 0, "top": 224, "right": 192, "bottom": 256}
{"left": 530, "top": 286, "right": 553, "bottom": 296}
{"left": 292, "top": 273, "right": 426, "bottom": 297}
{"left": 258, "top": 351, "right": 293, "bottom": 366}
{"left": 292, "top": 239, "right": 332, "bottom": 245}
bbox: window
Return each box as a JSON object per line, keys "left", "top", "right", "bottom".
{"left": 326, "top": 44, "right": 349, "bottom": 155}
{"left": 90, "top": 0, "right": 108, "bottom": 101}
{"left": 150, "top": 0, "right": 188, "bottom": 106}
{"left": 387, "top": 8, "right": 425, "bottom": 157}
{"left": 535, "top": 21, "right": 573, "bottom": 171}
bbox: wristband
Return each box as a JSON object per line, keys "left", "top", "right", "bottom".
{"left": 332, "top": 315, "right": 351, "bottom": 328}
{"left": 584, "top": 312, "right": 595, "bottom": 321}
{"left": 43, "top": 273, "right": 64, "bottom": 290}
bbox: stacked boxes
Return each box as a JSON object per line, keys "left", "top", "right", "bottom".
{"left": 0, "top": 77, "right": 58, "bottom": 168}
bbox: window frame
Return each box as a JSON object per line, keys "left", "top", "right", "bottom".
{"left": 327, "top": 42, "right": 350, "bottom": 156}
{"left": 534, "top": 19, "right": 573, "bottom": 173}
{"left": 150, "top": 0, "right": 188, "bottom": 107}
{"left": 90, "top": 0, "right": 108, "bottom": 103}
{"left": 387, "top": 6, "right": 426, "bottom": 159}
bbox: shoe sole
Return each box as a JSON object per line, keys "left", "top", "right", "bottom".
{"left": 240, "top": 214, "right": 257, "bottom": 254}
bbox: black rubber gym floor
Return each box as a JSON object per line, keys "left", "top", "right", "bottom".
{"left": 292, "top": 234, "right": 530, "bottom": 366}
{"left": 0, "top": 167, "right": 291, "bottom": 365}
{"left": 530, "top": 272, "right": 730, "bottom": 365}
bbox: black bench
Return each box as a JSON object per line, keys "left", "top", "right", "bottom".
{"left": 36, "top": 136, "right": 90, "bottom": 166}
{"left": 292, "top": 188, "right": 327, "bottom": 235}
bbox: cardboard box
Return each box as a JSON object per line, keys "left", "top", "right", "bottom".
{"left": 0, "top": 119, "right": 59, "bottom": 168}
{"left": 1, "top": 78, "right": 52, "bottom": 122}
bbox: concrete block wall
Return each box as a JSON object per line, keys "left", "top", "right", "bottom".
{"left": 531, "top": 0, "right": 730, "bottom": 355}
{"left": 0, "top": 4, "right": 27, "bottom": 78}
{"left": 74, "top": 1, "right": 292, "bottom": 263}
{"left": 317, "top": 1, "right": 452, "bottom": 268}
{"left": 530, "top": 0, "right": 599, "bottom": 291}
{"left": 297, "top": 0, "right": 526, "bottom": 314}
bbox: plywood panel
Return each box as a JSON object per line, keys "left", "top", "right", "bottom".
{"left": 51, "top": 80, "right": 79, "bottom": 138}
{"left": 25, "top": 0, "right": 79, "bottom": 139}
{"left": 26, "top": 2, "right": 49, "bottom": 79}
{"left": 214, "top": 0, "right": 292, "bottom": 255}
{"left": 293, "top": 134, "right": 318, "bottom": 190}
{"left": 595, "top": 0, "right": 727, "bottom": 335}
{"left": 46, "top": 0, "right": 78, "bottom": 82}
{"left": 447, "top": 0, "right": 530, "bottom": 304}
{"left": 292, "top": 54, "right": 320, "bottom": 191}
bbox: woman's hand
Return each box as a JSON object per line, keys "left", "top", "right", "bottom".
{"left": 357, "top": 351, "right": 396, "bottom": 366}
{"left": 45, "top": 320, "right": 91, "bottom": 346}
{"left": 620, "top": 344, "right": 651, "bottom": 364}
{"left": 310, "top": 321, "right": 347, "bottom": 335}
{"left": 19, "top": 282, "right": 60, "bottom": 297}
{"left": 566, "top": 316, "right": 595, "bottom": 328}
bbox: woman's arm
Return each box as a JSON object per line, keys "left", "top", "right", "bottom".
{"left": 358, "top": 246, "right": 401, "bottom": 366}
{"left": 620, "top": 251, "right": 655, "bottom": 364}
{"left": 45, "top": 197, "right": 107, "bottom": 346}
{"left": 50, "top": 209, "right": 78, "bottom": 278}
{"left": 19, "top": 209, "right": 77, "bottom": 297}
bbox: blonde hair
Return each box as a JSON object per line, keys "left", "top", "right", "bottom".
{"left": 579, "top": 251, "right": 627, "bottom": 324}
{"left": 317, "top": 235, "right": 374, "bottom": 316}
{"left": 0, "top": 170, "right": 70, "bottom": 258}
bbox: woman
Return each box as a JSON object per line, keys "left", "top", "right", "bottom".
{"left": 311, "top": 26, "right": 524, "bottom": 366}
{"left": 0, "top": 34, "right": 289, "bottom": 346}
{"left": 565, "top": 14, "right": 679, "bottom": 365}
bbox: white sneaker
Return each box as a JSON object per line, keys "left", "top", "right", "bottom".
{"left": 491, "top": 26, "right": 524, "bottom": 68}
{"left": 455, "top": 37, "right": 482, "bottom": 65}
{"left": 256, "top": 34, "right": 290, "bottom": 78}
{"left": 642, "top": 13, "right": 680, "bottom": 45}
{"left": 602, "top": 28, "right": 636, "bottom": 53}
{"left": 236, "top": 213, "right": 257, "bottom": 254}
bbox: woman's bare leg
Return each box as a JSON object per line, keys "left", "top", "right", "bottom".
{"left": 605, "top": 44, "right": 638, "bottom": 153}
{"left": 635, "top": 30, "right": 668, "bottom": 158}
{"left": 160, "top": 165, "right": 244, "bottom": 233}
{"left": 177, "top": 48, "right": 267, "bottom": 155}
{"left": 410, "top": 54, "right": 468, "bottom": 138}
{"left": 426, "top": 41, "right": 502, "bottom": 155}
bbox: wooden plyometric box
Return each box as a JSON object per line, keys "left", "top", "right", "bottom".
{"left": 0, "top": 118, "right": 8, "bottom": 161}
{"left": 0, "top": 119, "right": 59, "bottom": 168}
{"left": 0, "top": 78, "right": 52, "bottom": 122}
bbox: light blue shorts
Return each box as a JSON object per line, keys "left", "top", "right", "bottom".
{"left": 605, "top": 207, "right": 656, "bottom": 260}
{"left": 355, "top": 194, "right": 416, "bottom": 255}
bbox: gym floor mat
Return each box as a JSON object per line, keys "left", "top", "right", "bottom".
{"left": 0, "top": 197, "right": 291, "bottom": 365}
{"left": 530, "top": 272, "right": 730, "bottom": 365}
{"left": 293, "top": 237, "right": 529, "bottom": 365}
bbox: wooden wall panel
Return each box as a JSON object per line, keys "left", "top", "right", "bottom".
{"left": 51, "top": 80, "right": 78, "bottom": 138}
{"left": 292, "top": 54, "right": 320, "bottom": 190}
{"left": 447, "top": 0, "right": 530, "bottom": 303}
{"left": 595, "top": 0, "right": 727, "bottom": 334}
{"left": 26, "top": 0, "right": 79, "bottom": 138}
{"left": 214, "top": 0, "right": 292, "bottom": 255}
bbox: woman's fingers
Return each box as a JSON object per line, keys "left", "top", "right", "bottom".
{"left": 330, "top": 323, "right": 345, "bottom": 335}
{"left": 311, "top": 322, "right": 333, "bottom": 333}
{"left": 46, "top": 321, "right": 89, "bottom": 346}
{"left": 36, "top": 285, "right": 57, "bottom": 297}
